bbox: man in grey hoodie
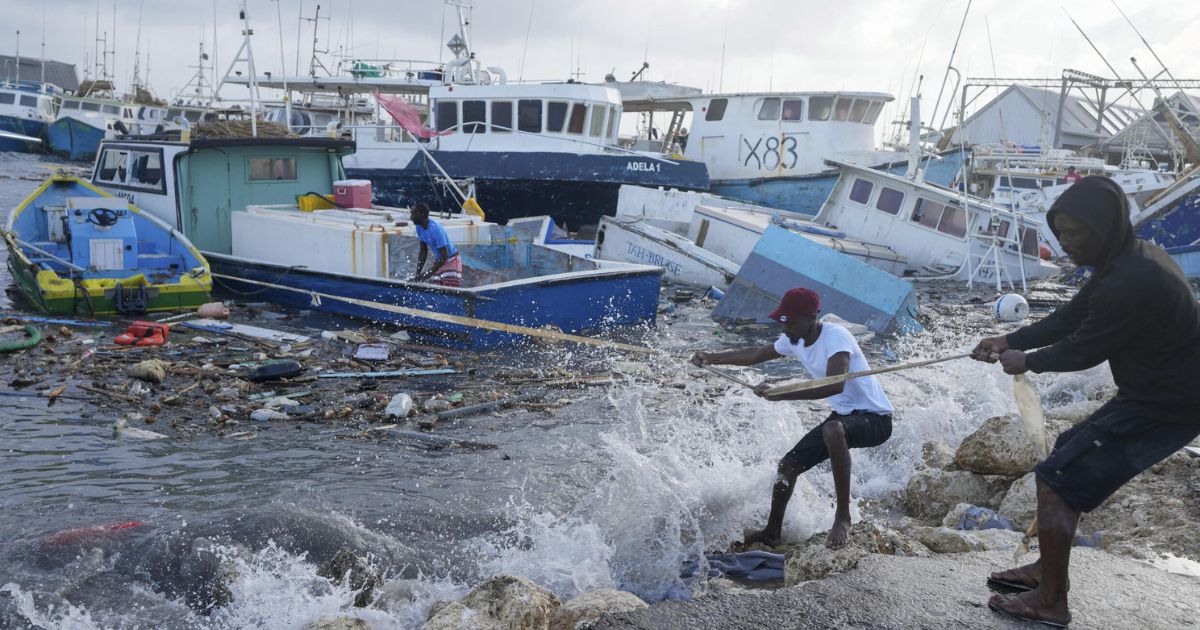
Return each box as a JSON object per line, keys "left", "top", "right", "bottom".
{"left": 972, "top": 176, "right": 1200, "bottom": 627}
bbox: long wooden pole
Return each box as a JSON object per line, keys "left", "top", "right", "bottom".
{"left": 765, "top": 352, "right": 972, "bottom": 397}
{"left": 210, "top": 272, "right": 656, "bottom": 354}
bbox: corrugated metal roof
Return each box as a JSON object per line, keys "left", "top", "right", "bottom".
{"left": 953, "top": 84, "right": 1145, "bottom": 147}
{"left": 0, "top": 55, "right": 79, "bottom": 92}
{"left": 1100, "top": 91, "right": 1200, "bottom": 152}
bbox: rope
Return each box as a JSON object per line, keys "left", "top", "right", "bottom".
{"left": 209, "top": 272, "right": 654, "bottom": 354}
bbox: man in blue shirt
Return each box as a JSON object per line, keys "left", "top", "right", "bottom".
{"left": 411, "top": 202, "right": 462, "bottom": 287}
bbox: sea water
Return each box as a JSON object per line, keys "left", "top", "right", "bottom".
{"left": 0, "top": 153, "right": 1116, "bottom": 629}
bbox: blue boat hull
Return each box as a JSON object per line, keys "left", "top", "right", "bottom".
{"left": 208, "top": 253, "right": 662, "bottom": 349}
{"left": 1137, "top": 185, "right": 1200, "bottom": 249}
{"left": 47, "top": 117, "right": 106, "bottom": 162}
{"left": 346, "top": 150, "right": 710, "bottom": 230}
{"left": 0, "top": 116, "right": 47, "bottom": 153}
{"left": 1166, "top": 244, "right": 1200, "bottom": 278}
{"left": 712, "top": 225, "right": 922, "bottom": 335}
{"left": 708, "top": 151, "right": 967, "bottom": 216}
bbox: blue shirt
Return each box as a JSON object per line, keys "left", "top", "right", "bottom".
{"left": 415, "top": 219, "right": 458, "bottom": 259}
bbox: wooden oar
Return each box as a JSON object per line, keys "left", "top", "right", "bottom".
{"left": 764, "top": 352, "right": 973, "bottom": 397}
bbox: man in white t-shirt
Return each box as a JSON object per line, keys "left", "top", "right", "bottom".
{"left": 692, "top": 287, "right": 894, "bottom": 549}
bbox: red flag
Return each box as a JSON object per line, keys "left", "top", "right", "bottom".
{"left": 376, "top": 95, "right": 452, "bottom": 139}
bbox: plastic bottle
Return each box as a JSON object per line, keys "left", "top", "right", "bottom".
{"left": 385, "top": 393, "right": 413, "bottom": 418}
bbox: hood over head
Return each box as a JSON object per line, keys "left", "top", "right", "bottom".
{"left": 1046, "top": 175, "right": 1133, "bottom": 268}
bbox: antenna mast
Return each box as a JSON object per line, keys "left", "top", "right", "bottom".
{"left": 216, "top": 0, "right": 262, "bottom": 135}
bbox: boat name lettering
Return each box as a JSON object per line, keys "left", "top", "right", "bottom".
{"left": 110, "top": 190, "right": 134, "bottom": 202}
{"left": 626, "top": 161, "right": 660, "bottom": 173}
{"left": 625, "top": 243, "right": 681, "bottom": 274}
{"left": 741, "top": 136, "right": 798, "bottom": 170}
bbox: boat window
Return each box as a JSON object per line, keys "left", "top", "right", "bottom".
{"left": 875, "top": 186, "right": 904, "bottom": 215}
{"left": 518, "top": 99, "right": 542, "bottom": 132}
{"left": 911, "top": 197, "right": 944, "bottom": 230}
{"left": 937, "top": 204, "right": 967, "bottom": 237}
{"left": 996, "top": 220, "right": 1011, "bottom": 239}
{"left": 98, "top": 149, "right": 129, "bottom": 183}
{"left": 102, "top": 104, "right": 121, "bottom": 115}
{"left": 185, "top": 111, "right": 202, "bottom": 123}
{"left": 863, "top": 101, "right": 884, "bottom": 124}
{"left": 167, "top": 108, "right": 182, "bottom": 119}
{"left": 248, "top": 158, "right": 297, "bottom": 181}
{"left": 833, "top": 97, "right": 852, "bottom": 121}
{"left": 128, "top": 151, "right": 163, "bottom": 188}
{"left": 589, "top": 105, "right": 606, "bottom": 137}
{"left": 567, "top": 103, "right": 587, "bottom": 134}
{"left": 0, "top": 93, "right": 13, "bottom": 105}
{"left": 1020, "top": 226, "right": 1039, "bottom": 257}
{"left": 808, "top": 96, "right": 833, "bottom": 121}
{"left": 705, "top": 98, "right": 728, "bottom": 121}
{"left": 80, "top": 101, "right": 101, "bottom": 112}
{"left": 782, "top": 99, "right": 804, "bottom": 121}
{"left": 758, "top": 98, "right": 781, "bottom": 121}
{"left": 62, "top": 100, "right": 79, "bottom": 110}
{"left": 606, "top": 106, "right": 617, "bottom": 139}
{"left": 491, "top": 101, "right": 512, "bottom": 132}
{"left": 19, "top": 95, "right": 37, "bottom": 108}
{"left": 462, "top": 100, "right": 486, "bottom": 133}
{"left": 435, "top": 100, "right": 458, "bottom": 132}
{"left": 547, "top": 101, "right": 568, "bottom": 133}
{"left": 124, "top": 108, "right": 134, "bottom": 118}
{"left": 848, "top": 178, "right": 874, "bottom": 205}
{"left": 1006, "top": 176, "right": 1038, "bottom": 189}
{"left": 849, "top": 99, "right": 869, "bottom": 123}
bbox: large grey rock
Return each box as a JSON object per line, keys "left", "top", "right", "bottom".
{"left": 424, "top": 574, "right": 560, "bottom": 630}
{"left": 902, "top": 469, "right": 1007, "bottom": 520}
{"left": 303, "top": 617, "right": 373, "bottom": 630}
{"left": 999, "top": 472, "right": 1039, "bottom": 532}
{"left": 912, "top": 526, "right": 1024, "bottom": 553}
{"left": 921, "top": 440, "right": 956, "bottom": 470}
{"left": 317, "top": 549, "right": 381, "bottom": 608}
{"left": 784, "top": 522, "right": 926, "bottom": 586}
{"left": 953, "top": 415, "right": 1041, "bottom": 476}
{"left": 550, "top": 588, "right": 647, "bottom": 630}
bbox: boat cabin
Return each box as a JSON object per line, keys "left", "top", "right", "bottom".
{"left": 815, "top": 159, "right": 1055, "bottom": 286}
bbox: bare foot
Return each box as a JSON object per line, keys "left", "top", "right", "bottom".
{"left": 742, "top": 528, "right": 781, "bottom": 548}
{"left": 988, "top": 561, "right": 1042, "bottom": 591}
{"left": 826, "top": 515, "right": 851, "bottom": 549}
{"left": 988, "top": 590, "right": 1071, "bottom": 628}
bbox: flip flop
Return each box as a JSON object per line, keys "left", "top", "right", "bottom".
{"left": 988, "top": 594, "right": 1070, "bottom": 628}
{"left": 987, "top": 576, "right": 1036, "bottom": 593}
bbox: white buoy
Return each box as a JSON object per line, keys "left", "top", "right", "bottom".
{"left": 994, "top": 294, "right": 1030, "bottom": 322}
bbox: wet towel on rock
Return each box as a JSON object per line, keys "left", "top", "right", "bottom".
{"left": 680, "top": 550, "right": 785, "bottom": 581}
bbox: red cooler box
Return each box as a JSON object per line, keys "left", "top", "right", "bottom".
{"left": 333, "top": 179, "right": 373, "bottom": 208}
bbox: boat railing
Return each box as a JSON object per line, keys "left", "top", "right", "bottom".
{"left": 351, "top": 120, "right": 683, "bottom": 164}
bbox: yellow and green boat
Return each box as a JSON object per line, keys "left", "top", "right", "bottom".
{"left": 3, "top": 175, "right": 211, "bottom": 315}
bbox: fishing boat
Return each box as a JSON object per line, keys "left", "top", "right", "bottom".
{"left": 618, "top": 89, "right": 965, "bottom": 216}
{"left": 1133, "top": 170, "right": 1200, "bottom": 249}
{"left": 233, "top": 4, "right": 709, "bottom": 231}
{"left": 960, "top": 142, "right": 1174, "bottom": 256}
{"left": 47, "top": 94, "right": 138, "bottom": 161}
{"left": 3, "top": 175, "right": 211, "bottom": 315}
{"left": 0, "top": 80, "right": 59, "bottom": 153}
{"left": 593, "top": 185, "right": 906, "bottom": 289}
{"left": 87, "top": 134, "right": 664, "bottom": 348}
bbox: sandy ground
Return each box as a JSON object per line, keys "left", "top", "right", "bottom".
{"left": 591, "top": 548, "right": 1200, "bottom": 629}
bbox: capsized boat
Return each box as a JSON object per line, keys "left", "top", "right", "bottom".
{"left": 3, "top": 175, "right": 211, "bottom": 315}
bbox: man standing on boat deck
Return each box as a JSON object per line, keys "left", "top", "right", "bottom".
{"left": 1063, "top": 165, "right": 1082, "bottom": 184}
{"left": 691, "top": 288, "right": 894, "bottom": 549}
{"left": 972, "top": 176, "right": 1200, "bottom": 628}
{"left": 410, "top": 202, "right": 463, "bottom": 287}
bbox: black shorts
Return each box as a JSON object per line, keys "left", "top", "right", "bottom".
{"left": 1035, "top": 402, "right": 1200, "bottom": 513}
{"left": 778, "top": 410, "right": 893, "bottom": 476}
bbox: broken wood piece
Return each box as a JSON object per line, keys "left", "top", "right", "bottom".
{"left": 386, "top": 429, "right": 497, "bottom": 450}
{"left": 434, "top": 392, "right": 542, "bottom": 421}
{"left": 317, "top": 368, "right": 458, "bottom": 379}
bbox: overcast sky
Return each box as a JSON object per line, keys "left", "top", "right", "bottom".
{"left": 2, "top": 0, "right": 1194, "bottom": 134}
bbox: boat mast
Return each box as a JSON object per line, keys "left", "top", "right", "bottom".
{"left": 216, "top": 0, "right": 262, "bottom": 136}
{"left": 40, "top": 1, "right": 46, "bottom": 88}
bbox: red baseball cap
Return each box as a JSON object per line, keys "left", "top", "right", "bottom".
{"left": 769, "top": 288, "right": 821, "bottom": 322}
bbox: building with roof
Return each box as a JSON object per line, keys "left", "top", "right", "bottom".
{"left": 0, "top": 55, "right": 80, "bottom": 93}
{"left": 1098, "top": 91, "right": 1200, "bottom": 169}
{"left": 948, "top": 84, "right": 1142, "bottom": 154}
